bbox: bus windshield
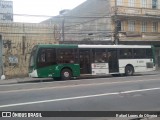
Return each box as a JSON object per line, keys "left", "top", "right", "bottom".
{"left": 29, "top": 46, "right": 37, "bottom": 67}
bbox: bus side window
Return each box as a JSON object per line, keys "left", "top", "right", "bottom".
{"left": 101, "top": 52, "right": 108, "bottom": 62}
{"left": 37, "top": 48, "right": 57, "bottom": 68}
{"left": 120, "top": 49, "right": 133, "bottom": 59}
{"left": 41, "top": 53, "right": 45, "bottom": 62}
{"left": 93, "top": 49, "right": 107, "bottom": 63}
{"left": 38, "top": 49, "right": 46, "bottom": 63}
{"left": 133, "top": 49, "right": 145, "bottom": 58}
{"left": 146, "top": 49, "right": 153, "bottom": 58}
{"left": 57, "top": 49, "right": 75, "bottom": 64}
{"left": 37, "top": 49, "right": 46, "bottom": 68}
{"left": 58, "top": 50, "right": 64, "bottom": 63}
{"left": 46, "top": 49, "right": 56, "bottom": 64}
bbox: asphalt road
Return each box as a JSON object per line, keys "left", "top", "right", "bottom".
{"left": 0, "top": 74, "right": 160, "bottom": 120}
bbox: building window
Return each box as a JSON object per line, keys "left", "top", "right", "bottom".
{"left": 152, "top": 0, "right": 158, "bottom": 9}
{"left": 129, "top": 0, "right": 135, "bottom": 7}
{"left": 152, "top": 22, "right": 158, "bottom": 32}
{"left": 117, "top": 0, "right": 123, "bottom": 6}
{"left": 142, "top": 21, "right": 147, "bottom": 32}
{"left": 117, "top": 20, "right": 122, "bottom": 31}
{"left": 121, "top": 21, "right": 125, "bottom": 31}
{"left": 141, "top": 0, "right": 147, "bottom": 8}
{"left": 128, "top": 20, "right": 135, "bottom": 31}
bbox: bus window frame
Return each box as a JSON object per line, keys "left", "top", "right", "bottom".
{"left": 119, "top": 48, "right": 133, "bottom": 59}
{"left": 146, "top": 48, "right": 153, "bottom": 59}
{"left": 37, "top": 48, "right": 57, "bottom": 68}
{"left": 92, "top": 48, "right": 108, "bottom": 63}
{"left": 133, "top": 48, "right": 146, "bottom": 59}
{"left": 56, "top": 48, "right": 76, "bottom": 64}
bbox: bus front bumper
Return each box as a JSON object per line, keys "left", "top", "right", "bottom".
{"left": 29, "top": 69, "right": 38, "bottom": 78}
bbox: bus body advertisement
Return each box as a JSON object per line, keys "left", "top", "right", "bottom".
{"left": 29, "top": 44, "right": 155, "bottom": 80}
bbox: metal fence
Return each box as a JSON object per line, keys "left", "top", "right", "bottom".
{"left": 0, "top": 22, "right": 58, "bottom": 79}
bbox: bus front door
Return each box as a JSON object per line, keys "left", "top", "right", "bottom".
{"left": 79, "top": 49, "right": 91, "bottom": 74}
{"left": 108, "top": 50, "right": 119, "bottom": 73}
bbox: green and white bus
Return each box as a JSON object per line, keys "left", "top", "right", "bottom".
{"left": 29, "top": 44, "right": 155, "bottom": 80}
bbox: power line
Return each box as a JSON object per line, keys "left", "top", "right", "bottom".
{"left": 0, "top": 13, "right": 110, "bottom": 19}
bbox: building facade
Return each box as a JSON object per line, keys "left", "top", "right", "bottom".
{"left": 43, "top": 0, "right": 160, "bottom": 68}
{"left": 111, "top": 0, "right": 160, "bottom": 42}
{"left": 44, "top": 0, "right": 160, "bottom": 42}
{"left": 43, "top": 0, "right": 112, "bottom": 42}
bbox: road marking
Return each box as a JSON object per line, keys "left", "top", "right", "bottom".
{"left": 0, "top": 87, "right": 160, "bottom": 108}
{"left": 0, "top": 78, "right": 160, "bottom": 93}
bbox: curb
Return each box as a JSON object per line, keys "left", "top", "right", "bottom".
{"left": 0, "top": 71, "right": 159, "bottom": 85}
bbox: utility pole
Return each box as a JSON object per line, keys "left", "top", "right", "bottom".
{"left": 62, "top": 17, "right": 65, "bottom": 41}
{"left": 0, "top": 34, "right": 3, "bottom": 78}
{"left": 114, "top": 0, "right": 119, "bottom": 45}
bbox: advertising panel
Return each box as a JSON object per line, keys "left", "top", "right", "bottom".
{"left": 0, "top": 1, "right": 13, "bottom": 21}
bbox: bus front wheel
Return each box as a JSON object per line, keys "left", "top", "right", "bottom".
{"left": 125, "top": 65, "right": 134, "bottom": 76}
{"left": 61, "top": 69, "right": 72, "bottom": 80}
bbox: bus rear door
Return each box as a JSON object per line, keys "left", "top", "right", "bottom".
{"left": 79, "top": 49, "right": 91, "bottom": 74}
{"left": 108, "top": 49, "right": 119, "bottom": 73}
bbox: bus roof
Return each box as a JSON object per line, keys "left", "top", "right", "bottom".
{"left": 37, "top": 44, "right": 78, "bottom": 48}
{"left": 78, "top": 45, "right": 152, "bottom": 48}
{"left": 36, "top": 44, "right": 152, "bottom": 49}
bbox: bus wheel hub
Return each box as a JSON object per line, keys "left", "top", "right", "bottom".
{"left": 64, "top": 72, "right": 69, "bottom": 77}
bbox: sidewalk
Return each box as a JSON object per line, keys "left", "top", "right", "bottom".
{"left": 0, "top": 77, "right": 53, "bottom": 85}
{"left": 0, "top": 70, "right": 159, "bottom": 85}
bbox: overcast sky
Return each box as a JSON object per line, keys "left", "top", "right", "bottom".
{"left": 13, "top": 0, "right": 86, "bottom": 23}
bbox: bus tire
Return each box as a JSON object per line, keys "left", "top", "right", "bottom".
{"left": 61, "top": 69, "right": 72, "bottom": 80}
{"left": 125, "top": 65, "right": 134, "bottom": 76}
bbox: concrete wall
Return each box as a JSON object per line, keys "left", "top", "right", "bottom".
{"left": 0, "top": 22, "right": 59, "bottom": 79}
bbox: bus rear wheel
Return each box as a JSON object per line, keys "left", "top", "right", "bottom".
{"left": 125, "top": 65, "right": 134, "bottom": 76}
{"left": 61, "top": 69, "right": 72, "bottom": 80}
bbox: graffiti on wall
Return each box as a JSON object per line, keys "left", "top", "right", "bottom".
{"left": 3, "top": 38, "right": 57, "bottom": 78}
{"left": 0, "top": 22, "right": 58, "bottom": 79}
{"left": 3, "top": 40, "right": 31, "bottom": 78}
